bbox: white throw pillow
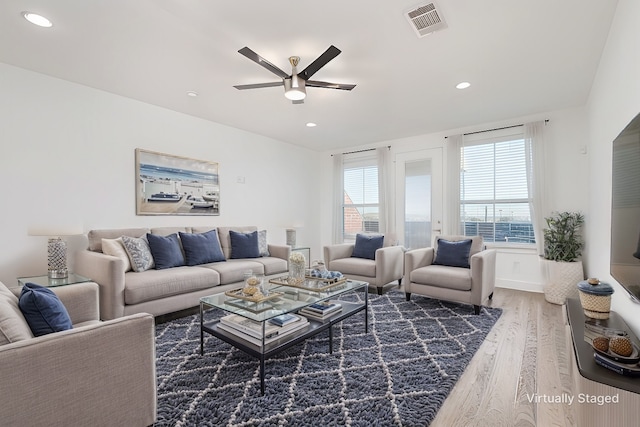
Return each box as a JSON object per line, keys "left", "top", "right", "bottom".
{"left": 101, "top": 237, "right": 132, "bottom": 272}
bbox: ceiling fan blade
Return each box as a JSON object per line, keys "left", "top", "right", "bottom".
{"left": 233, "top": 81, "right": 284, "bottom": 90}
{"left": 298, "top": 45, "right": 341, "bottom": 81}
{"left": 306, "top": 80, "right": 356, "bottom": 91}
{"left": 238, "top": 47, "right": 290, "bottom": 79}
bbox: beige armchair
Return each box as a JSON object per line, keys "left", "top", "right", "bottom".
{"left": 324, "top": 235, "right": 404, "bottom": 295}
{"left": 404, "top": 235, "right": 496, "bottom": 314}
{"left": 0, "top": 281, "right": 156, "bottom": 427}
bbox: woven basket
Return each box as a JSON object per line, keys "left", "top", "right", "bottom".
{"left": 578, "top": 292, "right": 611, "bottom": 319}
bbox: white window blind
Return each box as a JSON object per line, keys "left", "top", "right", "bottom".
{"left": 342, "top": 154, "right": 379, "bottom": 242}
{"left": 460, "top": 127, "right": 535, "bottom": 244}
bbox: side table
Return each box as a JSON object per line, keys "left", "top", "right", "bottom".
{"left": 17, "top": 273, "right": 92, "bottom": 288}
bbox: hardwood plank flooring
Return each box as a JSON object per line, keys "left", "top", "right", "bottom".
{"left": 429, "top": 287, "right": 576, "bottom": 427}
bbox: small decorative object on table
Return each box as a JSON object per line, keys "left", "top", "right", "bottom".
{"left": 288, "top": 252, "right": 306, "bottom": 285}
{"left": 577, "top": 278, "right": 614, "bottom": 319}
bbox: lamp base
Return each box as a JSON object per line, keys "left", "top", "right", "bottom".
{"left": 47, "top": 237, "right": 68, "bottom": 279}
{"left": 48, "top": 269, "right": 69, "bottom": 279}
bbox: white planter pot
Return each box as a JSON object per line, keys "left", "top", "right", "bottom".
{"left": 541, "top": 259, "right": 584, "bottom": 305}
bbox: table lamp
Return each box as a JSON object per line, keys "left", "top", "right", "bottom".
{"left": 29, "top": 226, "right": 83, "bottom": 278}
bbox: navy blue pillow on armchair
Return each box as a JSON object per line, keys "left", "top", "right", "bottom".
{"left": 433, "top": 239, "right": 473, "bottom": 268}
{"left": 351, "top": 233, "right": 385, "bottom": 260}
{"left": 19, "top": 283, "right": 73, "bottom": 337}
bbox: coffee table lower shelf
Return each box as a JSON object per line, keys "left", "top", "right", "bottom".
{"left": 200, "top": 300, "right": 368, "bottom": 395}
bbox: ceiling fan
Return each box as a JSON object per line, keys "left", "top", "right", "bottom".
{"left": 233, "top": 45, "right": 356, "bottom": 104}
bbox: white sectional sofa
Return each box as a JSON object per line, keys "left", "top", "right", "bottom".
{"left": 75, "top": 226, "right": 290, "bottom": 320}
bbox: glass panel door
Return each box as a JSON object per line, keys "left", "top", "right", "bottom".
{"left": 395, "top": 149, "right": 443, "bottom": 250}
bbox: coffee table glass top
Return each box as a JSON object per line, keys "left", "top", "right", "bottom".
{"left": 200, "top": 279, "right": 368, "bottom": 323}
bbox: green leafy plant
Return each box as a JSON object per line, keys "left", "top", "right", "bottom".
{"left": 543, "top": 211, "right": 585, "bottom": 262}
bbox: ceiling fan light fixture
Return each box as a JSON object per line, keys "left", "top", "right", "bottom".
{"left": 284, "top": 77, "right": 306, "bottom": 100}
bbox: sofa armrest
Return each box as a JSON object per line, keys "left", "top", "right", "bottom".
{"left": 470, "top": 249, "right": 497, "bottom": 302}
{"left": 404, "top": 247, "right": 435, "bottom": 277}
{"left": 75, "top": 250, "right": 127, "bottom": 320}
{"left": 267, "top": 244, "right": 291, "bottom": 261}
{"left": 50, "top": 282, "right": 100, "bottom": 324}
{"left": 324, "top": 244, "right": 354, "bottom": 268}
{"left": 375, "top": 245, "right": 404, "bottom": 285}
{"left": 0, "top": 313, "right": 156, "bottom": 427}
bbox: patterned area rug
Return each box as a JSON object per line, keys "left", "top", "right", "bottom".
{"left": 154, "top": 290, "right": 502, "bottom": 426}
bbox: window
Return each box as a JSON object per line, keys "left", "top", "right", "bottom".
{"left": 460, "top": 127, "right": 535, "bottom": 244}
{"left": 342, "top": 154, "right": 379, "bottom": 242}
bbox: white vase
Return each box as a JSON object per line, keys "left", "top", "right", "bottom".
{"left": 541, "top": 259, "right": 584, "bottom": 305}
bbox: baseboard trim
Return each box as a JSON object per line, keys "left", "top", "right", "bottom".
{"left": 496, "top": 278, "right": 543, "bottom": 293}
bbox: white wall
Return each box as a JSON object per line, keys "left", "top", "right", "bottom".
{"left": 320, "top": 107, "right": 590, "bottom": 292}
{"left": 585, "top": 0, "right": 640, "bottom": 336}
{"left": 0, "top": 63, "right": 320, "bottom": 286}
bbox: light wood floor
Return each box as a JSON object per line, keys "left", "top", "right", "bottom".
{"left": 428, "top": 287, "right": 576, "bottom": 427}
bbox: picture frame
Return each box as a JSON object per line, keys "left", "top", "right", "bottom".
{"left": 135, "top": 148, "right": 220, "bottom": 216}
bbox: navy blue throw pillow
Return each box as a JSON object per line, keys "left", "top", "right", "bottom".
{"left": 229, "top": 230, "right": 260, "bottom": 259}
{"left": 433, "top": 239, "right": 473, "bottom": 268}
{"left": 179, "top": 230, "right": 226, "bottom": 265}
{"left": 351, "top": 233, "right": 384, "bottom": 260}
{"left": 19, "top": 283, "right": 73, "bottom": 337}
{"left": 147, "top": 233, "right": 185, "bottom": 269}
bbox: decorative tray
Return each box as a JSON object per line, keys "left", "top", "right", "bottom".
{"left": 592, "top": 341, "right": 640, "bottom": 364}
{"left": 269, "top": 276, "right": 347, "bottom": 292}
{"left": 224, "top": 288, "right": 283, "bottom": 303}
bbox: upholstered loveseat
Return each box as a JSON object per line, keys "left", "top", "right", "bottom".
{"left": 0, "top": 280, "right": 156, "bottom": 426}
{"left": 75, "top": 226, "right": 290, "bottom": 320}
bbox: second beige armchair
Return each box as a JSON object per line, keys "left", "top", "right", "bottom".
{"left": 324, "top": 234, "right": 404, "bottom": 295}
{"left": 403, "top": 235, "right": 496, "bottom": 314}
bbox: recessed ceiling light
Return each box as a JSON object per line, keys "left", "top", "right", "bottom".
{"left": 456, "top": 82, "right": 471, "bottom": 89}
{"left": 186, "top": 91, "right": 198, "bottom": 97}
{"left": 22, "top": 12, "right": 53, "bottom": 28}
{"left": 306, "top": 122, "right": 317, "bottom": 127}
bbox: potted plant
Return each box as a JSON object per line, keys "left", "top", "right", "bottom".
{"left": 541, "top": 211, "right": 585, "bottom": 304}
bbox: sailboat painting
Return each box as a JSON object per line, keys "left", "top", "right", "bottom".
{"left": 135, "top": 148, "right": 220, "bottom": 216}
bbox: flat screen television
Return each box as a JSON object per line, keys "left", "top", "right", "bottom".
{"left": 611, "top": 112, "right": 640, "bottom": 303}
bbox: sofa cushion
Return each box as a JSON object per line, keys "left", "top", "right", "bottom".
{"left": 229, "top": 230, "right": 260, "bottom": 259}
{"left": 124, "top": 266, "right": 221, "bottom": 305}
{"left": 410, "top": 265, "right": 472, "bottom": 291}
{"left": 203, "top": 259, "right": 265, "bottom": 284}
{"left": 101, "top": 237, "right": 132, "bottom": 272}
{"left": 0, "top": 282, "right": 33, "bottom": 345}
{"left": 87, "top": 228, "right": 150, "bottom": 252}
{"left": 122, "top": 235, "right": 155, "bottom": 272}
{"left": 258, "top": 230, "right": 270, "bottom": 257}
{"left": 433, "top": 239, "right": 472, "bottom": 268}
{"left": 216, "top": 226, "right": 258, "bottom": 259}
{"left": 147, "top": 233, "right": 185, "bottom": 270}
{"left": 329, "top": 257, "right": 376, "bottom": 278}
{"left": 251, "top": 256, "right": 288, "bottom": 275}
{"left": 179, "top": 230, "right": 225, "bottom": 266}
{"left": 352, "top": 234, "right": 384, "bottom": 260}
{"left": 18, "top": 283, "right": 73, "bottom": 337}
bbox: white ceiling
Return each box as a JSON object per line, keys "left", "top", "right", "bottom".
{"left": 0, "top": 1, "right": 618, "bottom": 152}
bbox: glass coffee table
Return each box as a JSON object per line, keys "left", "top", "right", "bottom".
{"left": 200, "top": 279, "right": 369, "bottom": 395}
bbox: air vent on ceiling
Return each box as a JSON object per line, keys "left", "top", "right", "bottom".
{"left": 405, "top": 2, "right": 447, "bottom": 37}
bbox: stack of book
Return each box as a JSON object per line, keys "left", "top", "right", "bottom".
{"left": 299, "top": 301, "right": 342, "bottom": 320}
{"left": 217, "top": 313, "right": 308, "bottom": 346}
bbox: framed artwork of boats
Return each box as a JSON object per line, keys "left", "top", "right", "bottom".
{"left": 135, "top": 148, "right": 220, "bottom": 216}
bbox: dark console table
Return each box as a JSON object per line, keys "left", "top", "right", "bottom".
{"left": 565, "top": 298, "right": 640, "bottom": 426}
